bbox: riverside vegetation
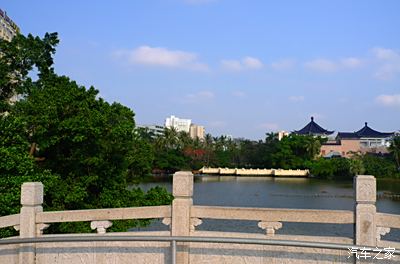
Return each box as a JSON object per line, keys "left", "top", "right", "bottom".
{"left": 1, "top": 33, "right": 399, "bottom": 237}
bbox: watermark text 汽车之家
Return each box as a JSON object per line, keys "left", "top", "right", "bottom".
{"left": 348, "top": 247, "right": 396, "bottom": 260}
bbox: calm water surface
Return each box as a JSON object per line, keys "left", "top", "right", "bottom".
{"left": 132, "top": 175, "right": 400, "bottom": 241}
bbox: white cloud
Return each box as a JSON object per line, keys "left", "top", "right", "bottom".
{"left": 372, "top": 47, "right": 400, "bottom": 60}
{"left": 376, "top": 94, "right": 400, "bottom": 107}
{"left": 259, "top": 123, "right": 279, "bottom": 130}
{"left": 271, "top": 59, "right": 295, "bottom": 70}
{"left": 221, "top": 60, "right": 243, "bottom": 71}
{"left": 304, "top": 59, "right": 337, "bottom": 72}
{"left": 341, "top": 57, "right": 363, "bottom": 68}
{"left": 371, "top": 47, "right": 400, "bottom": 80}
{"left": 242, "top": 57, "right": 263, "bottom": 69}
{"left": 288, "top": 95, "right": 305, "bottom": 102}
{"left": 221, "top": 56, "right": 263, "bottom": 71}
{"left": 304, "top": 57, "right": 363, "bottom": 72}
{"left": 113, "top": 45, "right": 208, "bottom": 71}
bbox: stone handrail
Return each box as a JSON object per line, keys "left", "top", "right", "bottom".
{"left": 376, "top": 213, "right": 400, "bottom": 228}
{"left": 191, "top": 206, "right": 354, "bottom": 224}
{"left": 0, "top": 214, "right": 19, "bottom": 229}
{"left": 35, "top": 205, "right": 171, "bottom": 223}
{"left": 1, "top": 173, "right": 400, "bottom": 264}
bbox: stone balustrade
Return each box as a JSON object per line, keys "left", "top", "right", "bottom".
{"left": 0, "top": 173, "right": 399, "bottom": 263}
{"left": 200, "top": 167, "right": 310, "bottom": 176}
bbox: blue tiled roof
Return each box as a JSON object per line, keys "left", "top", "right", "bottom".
{"left": 293, "top": 117, "right": 334, "bottom": 135}
{"left": 337, "top": 122, "right": 394, "bottom": 139}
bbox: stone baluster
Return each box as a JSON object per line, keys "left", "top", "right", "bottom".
{"left": 19, "top": 182, "right": 44, "bottom": 264}
{"left": 258, "top": 221, "right": 282, "bottom": 236}
{"left": 171, "top": 171, "right": 193, "bottom": 264}
{"left": 190, "top": 218, "right": 202, "bottom": 232}
{"left": 354, "top": 175, "right": 377, "bottom": 247}
{"left": 91, "top": 220, "right": 112, "bottom": 234}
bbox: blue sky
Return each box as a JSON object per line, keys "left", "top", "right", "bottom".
{"left": 3, "top": 0, "right": 400, "bottom": 139}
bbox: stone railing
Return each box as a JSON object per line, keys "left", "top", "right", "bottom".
{"left": 200, "top": 167, "right": 310, "bottom": 176}
{"left": 0, "top": 172, "right": 399, "bottom": 263}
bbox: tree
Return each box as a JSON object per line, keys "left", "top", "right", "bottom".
{"left": 152, "top": 127, "right": 189, "bottom": 172}
{"left": 0, "top": 33, "right": 173, "bottom": 236}
{"left": 14, "top": 74, "right": 138, "bottom": 209}
{"left": 389, "top": 136, "right": 400, "bottom": 170}
{"left": 0, "top": 33, "right": 59, "bottom": 113}
{"left": 0, "top": 115, "right": 59, "bottom": 237}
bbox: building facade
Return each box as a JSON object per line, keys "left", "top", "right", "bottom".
{"left": 320, "top": 122, "right": 394, "bottom": 157}
{"left": 137, "top": 124, "right": 165, "bottom": 137}
{"left": 0, "top": 9, "right": 19, "bottom": 41}
{"left": 189, "top": 124, "right": 205, "bottom": 140}
{"left": 165, "top": 115, "right": 191, "bottom": 133}
{"left": 277, "top": 131, "right": 289, "bottom": 141}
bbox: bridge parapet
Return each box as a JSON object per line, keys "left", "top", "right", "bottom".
{"left": 0, "top": 172, "right": 399, "bottom": 263}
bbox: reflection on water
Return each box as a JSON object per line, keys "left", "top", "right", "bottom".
{"left": 131, "top": 175, "right": 400, "bottom": 241}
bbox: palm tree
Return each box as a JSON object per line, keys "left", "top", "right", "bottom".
{"left": 155, "top": 127, "right": 179, "bottom": 151}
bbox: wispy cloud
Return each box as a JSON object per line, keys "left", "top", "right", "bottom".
{"left": 271, "top": 59, "right": 296, "bottom": 70}
{"left": 221, "top": 56, "right": 263, "bottom": 71}
{"left": 371, "top": 47, "right": 400, "bottom": 80}
{"left": 288, "top": 95, "right": 305, "bottom": 102}
{"left": 341, "top": 57, "right": 364, "bottom": 68}
{"left": 304, "top": 57, "right": 363, "bottom": 72}
{"left": 113, "top": 45, "right": 208, "bottom": 71}
{"left": 372, "top": 47, "right": 399, "bottom": 60}
{"left": 376, "top": 94, "right": 400, "bottom": 107}
{"left": 304, "top": 59, "right": 337, "bottom": 72}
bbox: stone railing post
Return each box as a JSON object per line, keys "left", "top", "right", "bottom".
{"left": 354, "top": 175, "right": 376, "bottom": 247}
{"left": 19, "top": 182, "right": 43, "bottom": 264}
{"left": 171, "top": 171, "right": 193, "bottom": 264}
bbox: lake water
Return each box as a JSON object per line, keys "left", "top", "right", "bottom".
{"left": 132, "top": 175, "right": 400, "bottom": 241}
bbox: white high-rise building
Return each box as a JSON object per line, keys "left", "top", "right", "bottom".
{"left": 0, "top": 9, "right": 19, "bottom": 41}
{"left": 165, "top": 115, "right": 191, "bottom": 133}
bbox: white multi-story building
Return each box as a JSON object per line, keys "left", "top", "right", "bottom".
{"left": 0, "top": 9, "right": 19, "bottom": 41}
{"left": 165, "top": 115, "right": 191, "bottom": 133}
{"left": 137, "top": 124, "right": 165, "bottom": 137}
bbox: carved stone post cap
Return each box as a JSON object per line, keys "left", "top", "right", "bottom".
{"left": 21, "top": 182, "right": 43, "bottom": 206}
{"left": 173, "top": 171, "right": 193, "bottom": 198}
{"left": 354, "top": 175, "right": 376, "bottom": 203}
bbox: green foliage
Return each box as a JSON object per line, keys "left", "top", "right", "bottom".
{"left": 271, "top": 134, "right": 322, "bottom": 169}
{"left": 389, "top": 136, "right": 400, "bottom": 170}
{"left": 0, "top": 33, "right": 59, "bottom": 113}
{"left": 310, "top": 157, "right": 352, "bottom": 180}
{"left": 0, "top": 33, "right": 173, "bottom": 236}
{"left": 349, "top": 157, "right": 365, "bottom": 175}
{"left": 0, "top": 115, "right": 59, "bottom": 237}
{"left": 361, "top": 154, "right": 399, "bottom": 179}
